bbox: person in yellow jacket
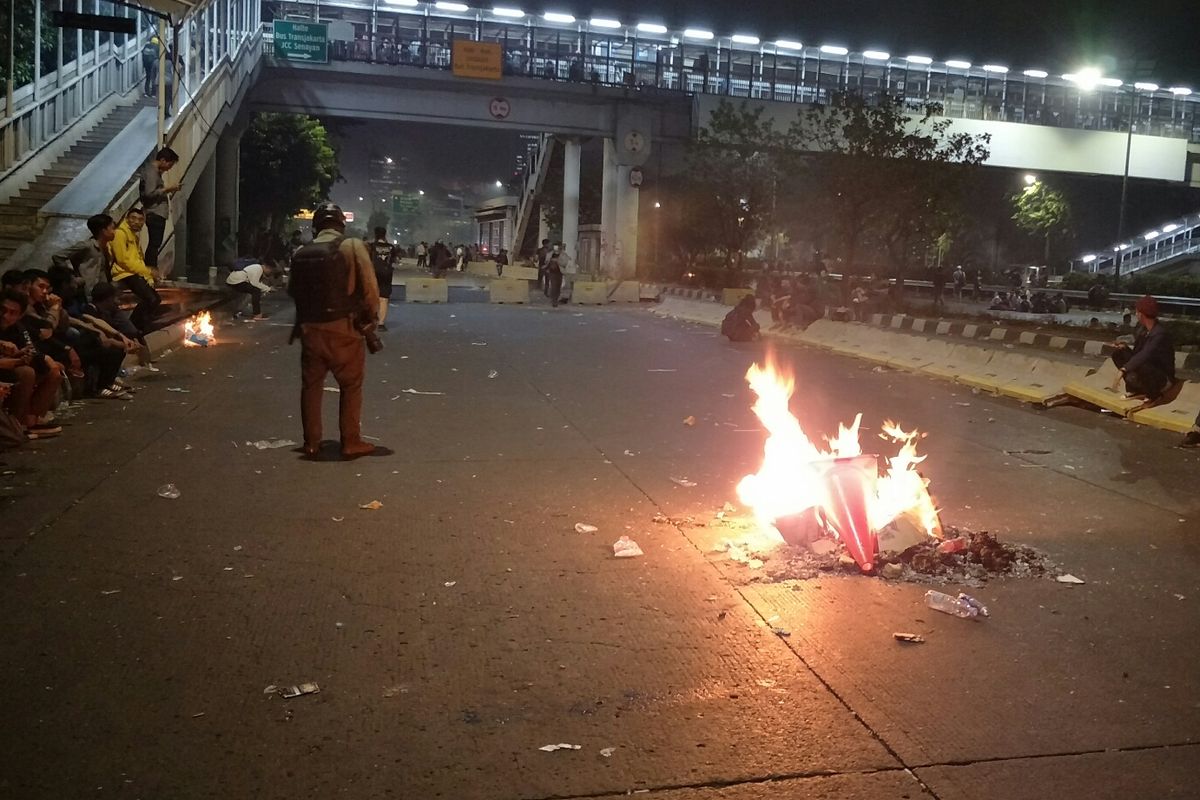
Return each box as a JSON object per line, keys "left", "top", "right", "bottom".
{"left": 109, "top": 207, "right": 162, "bottom": 334}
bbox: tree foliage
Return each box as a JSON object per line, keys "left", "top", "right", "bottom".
{"left": 790, "top": 93, "right": 991, "bottom": 278}
{"left": 239, "top": 113, "right": 339, "bottom": 242}
{"left": 1010, "top": 180, "right": 1071, "bottom": 237}
{"left": 688, "top": 100, "right": 784, "bottom": 268}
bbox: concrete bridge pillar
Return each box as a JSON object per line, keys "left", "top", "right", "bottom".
{"left": 600, "top": 137, "right": 638, "bottom": 280}
{"left": 214, "top": 132, "right": 241, "bottom": 267}
{"left": 561, "top": 137, "right": 581, "bottom": 268}
{"left": 186, "top": 153, "right": 217, "bottom": 284}
{"left": 601, "top": 138, "right": 619, "bottom": 276}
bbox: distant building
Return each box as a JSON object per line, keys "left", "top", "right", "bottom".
{"left": 474, "top": 195, "right": 519, "bottom": 255}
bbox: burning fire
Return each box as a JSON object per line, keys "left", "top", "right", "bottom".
{"left": 736, "top": 357, "right": 941, "bottom": 571}
{"left": 183, "top": 311, "right": 216, "bottom": 347}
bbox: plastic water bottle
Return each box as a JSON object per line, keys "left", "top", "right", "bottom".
{"left": 924, "top": 590, "right": 979, "bottom": 618}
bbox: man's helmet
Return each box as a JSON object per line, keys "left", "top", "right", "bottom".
{"left": 312, "top": 202, "right": 346, "bottom": 232}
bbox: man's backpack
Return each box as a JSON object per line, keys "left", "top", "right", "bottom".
{"left": 141, "top": 41, "right": 158, "bottom": 62}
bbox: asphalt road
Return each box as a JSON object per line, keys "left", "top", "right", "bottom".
{"left": 2, "top": 297, "right": 1198, "bottom": 799}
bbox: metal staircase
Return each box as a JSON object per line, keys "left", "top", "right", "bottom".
{"left": 1078, "top": 210, "right": 1200, "bottom": 276}
{"left": 510, "top": 134, "right": 555, "bottom": 257}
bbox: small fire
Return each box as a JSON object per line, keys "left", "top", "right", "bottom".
{"left": 736, "top": 357, "right": 941, "bottom": 571}
{"left": 183, "top": 311, "right": 215, "bottom": 347}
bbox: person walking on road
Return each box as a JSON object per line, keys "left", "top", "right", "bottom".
{"left": 546, "top": 246, "right": 564, "bottom": 307}
{"left": 288, "top": 203, "right": 383, "bottom": 461}
{"left": 138, "top": 147, "right": 180, "bottom": 273}
{"left": 369, "top": 227, "right": 397, "bottom": 331}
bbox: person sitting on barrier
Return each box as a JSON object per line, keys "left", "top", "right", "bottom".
{"left": 1051, "top": 292, "right": 1069, "bottom": 314}
{"left": 0, "top": 288, "right": 64, "bottom": 438}
{"left": 721, "top": 295, "right": 761, "bottom": 342}
{"left": 988, "top": 291, "right": 1010, "bottom": 311}
{"left": 109, "top": 208, "right": 162, "bottom": 335}
{"left": 849, "top": 281, "right": 870, "bottom": 322}
{"left": 1087, "top": 282, "right": 1109, "bottom": 310}
{"left": 1110, "top": 295, "right": 1183, "bottom": 410}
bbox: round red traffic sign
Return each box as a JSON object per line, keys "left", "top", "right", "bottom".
{"left": 489, "top": 97, "right": 511, "bottom": 120}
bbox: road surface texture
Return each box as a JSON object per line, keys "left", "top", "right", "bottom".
{"left": 2, "top": 299, "right": 1198, "bottom": 799}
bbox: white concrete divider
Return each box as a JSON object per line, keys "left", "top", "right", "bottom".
{"left": 404, "top": 278, "right": 449, "bottom": 303}
{"left": 490, "top": 279, "right": 530, "bottom": 304}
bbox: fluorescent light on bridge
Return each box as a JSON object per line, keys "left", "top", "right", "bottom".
{"left": 1099, "top": 77, "right": 1123, "bottom": 87}
{"left": 982, "top": 64, "right": 1008, "bottom": 74}
{"left": 589, "top": 17, "right": 621, "bottom": 28}
{"left": 731, "top": 34, "right": 760, "bottom": 45}
{"left": 820, "top": 45, "right": 848, "bottom": 56}
{"left": 945, "top": 59, "right": 971, "bottom": 69}
{"left": 435, "top": 1, "right": 469, "bottom": 11}
{"left": 774, "top": 39, "right": 803, "bottom": 50}
{"left": 384, "top": 0, "right": 420, "bottom": 5}
{"left": 492, "top": 6, "right": 523, "bottom": 17}
{"left": 636, "top": 22, "right": 667, "bottom": 34}
{"left": 1081, "top": 254, "right": 1097, "bottom": 263}
{"left": 862, "top": 50, "right": 889, "bottom": 60}
{"left": 1162, "top": 223, "right": 1180, "bottom": 233}
{"left": 683, "top": 29, "right": 714, "bottom": 40}
{"left": 1169, "top": 87, "right": 1193, "bottom": 96}
{"left": 1144, "top": 230, "right": 1160, "bottom": 239}
{"left": 1023, "top": 69, "right": 1048, "bottom": 78}
{"left": 905, "top": 55, "right": 932, "bottom": 65}
{"left": 543, "top": 11, "right": 575, "bottom": 23}
{"left": 1133, "top": 82, "right": 1159, "bottom": 92}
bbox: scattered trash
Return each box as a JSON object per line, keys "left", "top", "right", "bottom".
{"left": 771, "top": 627, "right": 791, "bottom": 637}
{"left": 167, "top": 387, "right": 190, "bottom": 393}
{"left": 623, "top": 449, "right": 636, "bottom": 457}
{"left": 881, "top": 563, "right": 904, "bottom": 580}
{"left": 359, "top": 500, "right": 383, "bottom": 510}
{"left": 400, "top": 388, "right": 446, "bottom": 396}
{"left": 100, "top": 589, "right": 121, "bottom": 595}
{"left": 172, "top": 575, "right": 184, "bottom": 581}
{"left": 893, "top": 632, "right": 925, "bottom": 644}
{"left": 682, "top": 416, "right": 696, "bottom": 426}
{"left": 192, "top": 712, "right": 206, "bottom": 718}
{"left": 954, "top": 402, "right": 972, "bottom": 407}
{"left": 871, "top": 366, "right": 887, "bottom": 373}
{"left": 647, "top": 369, "right": 677, "bottom": 373}
{"left": 717, "top": 610, "right": 727, "bottom": 620}
{"left": 471, "top": 342, "right": 488, "bottom": 346}
{"left": 156, "top": 483, "right": 181, "bottom": 499}
{"left": 332, "top": 516, "right": 344, "bottom": 522}
{"left": 538, "top": 743, "right": 581, "bottom": 752}
{"left": 1056, "top": 574, "right": 1086, "bottom": 584}
{"left": 323, "top": 386, "right": 341, "bottom": 393}
{"left": 1005, "top": 449, "right": 1053, "bottom": 455}
{"left": 613, "top": 536, "right": 644, "bottom": 558}
{"left": 574, "top": 523, "right": 598, "bottom": 534}
{"left": 670, "top": 476, "right": 697, "bottom": 488}
{"left": 248, "top": 439, "right": 298, "bottom": 450}
{"left": 808, "top": 538, "right": 838, "bottom": 556}
{"left": 936, "top": 537, "right": 967, "bottom": 554}
{"left": 722, "top": 502, "right": 736, "bottom": 513}
{"left": 263, "top": 685, "right": 278, "bottom": 694}
{"left": 488, "top": 370, "right": 498, "bottom": 379}
{"left": 279, "top": 682, "right": 321, "bottom": 699}
{"left": 600, "top": 747, "right": 616, "bottom": 758}
{"left": 443, "top": 581, "right": 457, "bottom": 587}
{"left": 924, "top": 590, "right": 988, "bottom": 619}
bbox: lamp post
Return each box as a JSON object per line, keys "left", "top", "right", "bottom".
{"left": 1113, "top": 82, "right": 1157, "bottom": 290}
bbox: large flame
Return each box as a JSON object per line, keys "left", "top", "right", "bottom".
{"left": 183, "top": 311, "right": 215, "bottom": 347}
{"left": 736, "top": 357, "right": 941, "bottom": 562}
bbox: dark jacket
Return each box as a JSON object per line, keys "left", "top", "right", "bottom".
{"left": 1124, "top": 323, "right": 1175, "bottom": 381}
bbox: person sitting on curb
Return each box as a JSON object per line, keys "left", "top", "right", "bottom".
{"left": 1180, "top": 410, "right": 1200, "bottom": 448}
{"left": 1109, "top": 295, "right": 1184, "bottom": 413}
{"left": 721, "top": 295, "right": 761, "bottom": 342}
{"left": 0, "top": 289, "right": 64, "bottom": 438}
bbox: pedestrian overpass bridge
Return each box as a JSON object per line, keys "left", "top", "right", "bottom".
{"left": 3, "top": 0, "right": 1199, "bottom": 279}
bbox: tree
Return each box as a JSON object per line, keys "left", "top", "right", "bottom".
{"left": 789, "top": 93, "right": 991, "bottom": 282}
{"left": 1010, "top": 178, "right": 1071, "bottom": 271}
{"left": 688, "top": 100, "right": 783, "bottom": 269}
{"left": 239, "top": 112, "right": 339, "bottom": 252}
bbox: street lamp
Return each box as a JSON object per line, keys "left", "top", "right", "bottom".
{"left": 1024, "top": 174, "right": 1038, "bottom": 186}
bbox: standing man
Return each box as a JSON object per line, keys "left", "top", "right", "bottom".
{"left": 109, "top": 208, "right": 163, "bottom": 335}
{"left": 952, "top": 264, "right": 966, "bottom": 301}
{"left": 415, "top": 241, "right": 428, "bottom": 270}
{"left": 52, "top": 213, "right": 116, "bottom": 298}
{"left": 545, "top": 245, "right": 564, "bottom": 307}
{"left": 288, "top": 203, "right": 382, "bottom": 460}
{"left": 931, "top": 265, "right": 946, "bottom": 313}
{"left": 535, "top": 238, "right": 550, "bottom": 292}
{"left": 138, "top": 147, "right": 180, "bottom": 274}
{"left": 369, "top": 226, "right": 397, "bottom": 331}
{"left": 141, "top": 35, "right": 159, "bottom": 96}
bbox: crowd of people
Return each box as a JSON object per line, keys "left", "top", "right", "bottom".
{"left": 987, "top": 289, "right": 1072, "bottom": 314}
{"left": 0, "top": 148, "right": 185, "bottom": 451}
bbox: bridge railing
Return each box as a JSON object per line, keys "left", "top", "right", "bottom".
{"left": 261, "top": 1, "right": 1200, "bottom": 143}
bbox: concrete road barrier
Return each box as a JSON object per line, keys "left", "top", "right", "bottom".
{"left": 609, "top": 281, "right": 640, "bottom": 303}
{"left": 573, "top": 281, "right": 607, "bottom": 305}
{"left": 956, "top": 352, "right": 1043, "bottom": 394}
{"left": 502, "top": 265, "right": 539, "bottom": 282}
{"left": 404, "top": 277, "right": 449, "bottom": 303}
{"left": 919, "top": 343, "right": 996, "bottom": 383}
{"left": 489, "top": 278, "right": 530, "bottom": 304}
{"left": 997, "top": 360, "right": 1091, "bottom": 404}
{"left": 1130, "top": 382, "right": 1200, "bottom": 432}
{"left": 886, "top": 338, "right": 954, "bottom": 372}
{"left": 1062, "top": 360, "right": 1144, "bottom": 415}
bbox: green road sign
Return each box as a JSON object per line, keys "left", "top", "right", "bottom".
{"left": 392, "top": 194, "right": 421, "bottom": 215}
{"left": 273, "top": 20, "right": 328, "bottom": 64}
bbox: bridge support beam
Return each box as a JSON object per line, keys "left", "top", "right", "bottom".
{"left": 214, "top": 132, "right": 241, "bottom": 268}
{"left": 561, "top": 137, "right": 581, "bottom": 268}
{"left": 186, "top": 153, "right": 217, "bottom": 284}
{"left": 600, "top": 138, "right": 638, "bottom": 280}
{"left": 601, "top": 139, "right": 619, "bottom": 276}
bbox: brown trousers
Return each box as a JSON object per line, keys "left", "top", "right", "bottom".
{"left": 299, "top": 319, "right": 366, "bottom": 448}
